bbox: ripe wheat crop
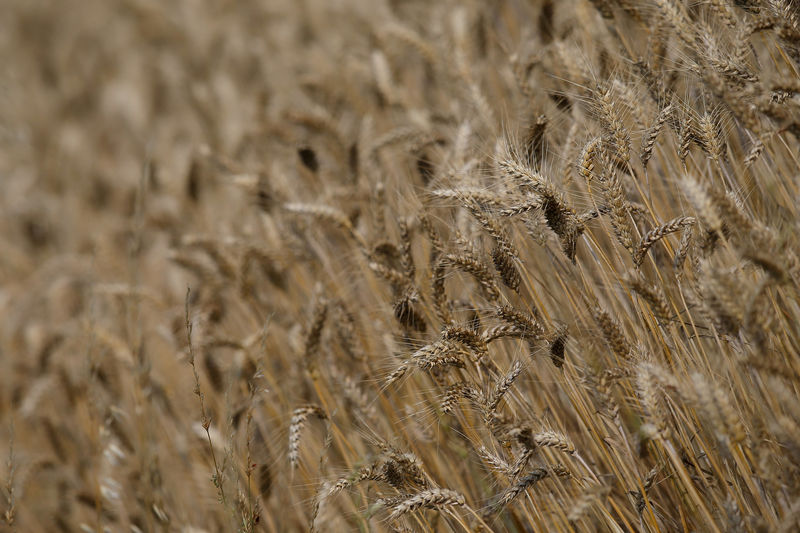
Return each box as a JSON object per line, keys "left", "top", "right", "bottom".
{"left": 1, "top": 0, "right": 800, "bottom": 531}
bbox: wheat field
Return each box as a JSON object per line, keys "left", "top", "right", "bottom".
{"left": 1, "top": 0, "right": 800, "bottom": 531}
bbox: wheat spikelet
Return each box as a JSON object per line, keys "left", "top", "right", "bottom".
{"left": 488, "top": 468, "right": 549, "bottom": 514}
{"left": 497, "top": 197, "right": 542, "bottom": 217}
{"left": 593, "top": 307, "right": 633, "bottom": 360}
{"left": 653, "top": 0, "right": 697, "bottom": 48}
{"left": 634, "top": 216, "right": 696, "bottom": 266}
{"left": 379, "top": 23, "right": 438, "bottom": 67}
{"left": 744, "top": 137, "right": 765, "bottom": 167}
{"left": 442, "top": 325, "right": 488, "bottom": 361}
{"left": 477, "top": 446, "right": 512, "bottom": 476}
{"left": 430, "top": 188, "right": 518, "bottom": 210}
{"left": 490, "top": 246, "right": 521, "bottom": 292}
{"left": 673, "top": 224, "right": 695, "bottom": 276}
{"left": 524, "top": 114, "right": 549, "bottom": 170}
{"left": 498, "top": 159, "right": 582, "bottom": 261}
{"left": 508, "top": 448, "right": 536, "bottom": 480}
{"left": 387, "top": 488, "right": 465, "bottom": 521}
{"left": 443, "top": 253, "right": 501, "bottom": 302}
{"left": 496, "top": 305, "right": 545, "bottom": 339}
{"left": 697, "top": 111, "right": 727, "bottom": 162}
{"left": 394, "top": 289, "right": 427, "bottom": 332}
{"left": 303, "top": 296, "right": 328, "bottom": 376}
{"left": 397, "top": 218, "right": 415, "bottom": 279}
{"left": 596, "top": 87, "right": 631, "bottom": 165}
{"left": 577, "top": 137, "right": 602, "bottom": 182}
{"left": 705, "top": 187, "right": 755, "bottom": 239}
{"left": 744, "top": 278, "right": 775, "bottom": 352}
{"left": 368, "top": 261, "right": 407, "bottom": 288}
{"left": 700, "top": 268, "right": 744, "bottom": 334}
{"left": 386, "top": 362, "right": 411, "bottom": 386}
{"left": 641, "top": 104, "right": 673, "bottom": 168}
{"left": 431, "top": 257, "right": 454, "bottom": 326}
{"left": 709, "top": 0, "right": 738, "bottom": 28}
{"left": 487, "top": 361, "right": 523, "bottom": 411}
{"left": 597, "top": 152, "right": 635, "bottom": 254}
{"left": 288, "top": 405, "right": 328, "bottom": 470}
{"left": 683, "top": 176, "right": 723, "bottom": 234}
{"left": 328, "top": 464, "right": 380, "bottom": 497}
{"left": 533, "top": 430, "right": 575, "bottom": 454}
{"left": 636, "top": 363, "right": 672, "bottom": 440}
{"left": 481, "top": 323, "right": 530, "bottom": 343}
{"left": 378, "top": 447, "right": 429, "bottom": 489}
{"left": 284, "top": 203, "right": 354, "bottom": 233}
{"left": 411, "top": 339, "right": 468, "bottom": 371}
{"left": 688, "top": 373, "right": 746, "bottom": 445}
{"left": 441, "top": 383, "right": 482, "bottom": 414}
{"left": 465, "top": 200, "right": 522, "bottom": 291}
{"left": 625, "top": 274, "right": 672, "bottom": 323}
{"left": 597, "top": 367, "right": 632, "bottom": 423}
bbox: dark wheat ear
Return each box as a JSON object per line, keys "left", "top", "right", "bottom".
{"left": 498, "top": 158, "right": 584, "bottom": 261}
{"left": 524, "top": 114, "right": 549, "bottom": 170}
{"left": 393, "top": 288, "right": 427, "bottom": 332}
{"left": 548, "top": 325, "right": 568, "bottom": 368}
